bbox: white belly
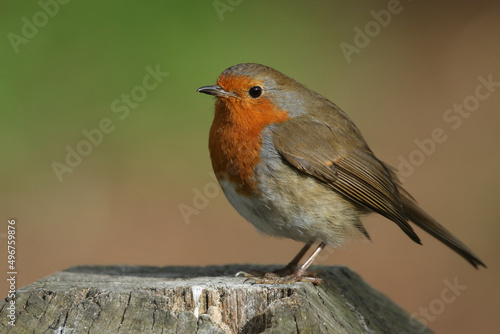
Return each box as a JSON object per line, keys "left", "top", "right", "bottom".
{"left": 219, "top": 178, "right": 280, "bottom": 236}
{"left": 218, "top": 174, "right": 365, "bottom": 247}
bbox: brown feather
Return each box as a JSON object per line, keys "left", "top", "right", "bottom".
{"left": 399, "top": 193, "right": 486, "bottom": 268}
{"left": 272, "top": 115, "right": 421, "bottom": 244}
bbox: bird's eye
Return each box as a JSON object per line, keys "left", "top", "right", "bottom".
{"left": 248, "top": 86, "right": 262, "bottom": 98}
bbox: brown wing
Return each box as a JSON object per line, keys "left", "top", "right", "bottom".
{"left": 272, "top": 115, "right": 421, "bottom": 244}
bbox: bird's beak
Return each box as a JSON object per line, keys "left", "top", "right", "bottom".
{"left": 197, "top": 85, "right": 235, "bottom": 98}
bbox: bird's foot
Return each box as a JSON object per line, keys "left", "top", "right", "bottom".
{"left": 236, "top": 269, "right": 322, "bottom": 285}
{"left": 235, "top": 264, "right": 296, "bottom": 279}
{"left": 244, "top": 272, "right": 322, "bottom": 285}
{"left": 236, "top": 243, "right": 326, "bottom": 285}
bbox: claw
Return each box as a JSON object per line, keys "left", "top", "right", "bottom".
{"left": 235, "top": 270, "right": 263, "bottom": 277}
{"left": 243, "top": 277, "right": 257, "bottom": 284}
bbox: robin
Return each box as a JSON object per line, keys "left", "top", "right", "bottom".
{"left": 197, "top": 63, "right": 486, "bottom": 284}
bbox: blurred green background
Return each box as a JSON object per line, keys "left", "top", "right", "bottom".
{"left": 1, "top": 1, "right": 499, "bottom": 332}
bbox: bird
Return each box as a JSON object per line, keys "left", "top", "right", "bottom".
{"left": 197, "top": 63, "right": 486, "bottom": 284}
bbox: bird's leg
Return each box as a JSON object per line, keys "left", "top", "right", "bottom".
{"left": 271, "top": 243, "right": 312, "bottom": 276}
{"left": 244, "top": 242, "right": 326, "bottom": 285}
{"left": 236, "top": 243, "right": 312, "bottom": 278}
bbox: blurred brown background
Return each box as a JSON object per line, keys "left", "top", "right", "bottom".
{"left": 1, "top": 1, "right": 499, "bottom": 333}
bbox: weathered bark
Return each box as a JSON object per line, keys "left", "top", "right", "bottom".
{"left": 0, "top": 265, "right": 431, "bottom": 333}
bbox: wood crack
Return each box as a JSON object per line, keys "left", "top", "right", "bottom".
{"left": 117, "top": 292, "right": 132, "bottom": 333}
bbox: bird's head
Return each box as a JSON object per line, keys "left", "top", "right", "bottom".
{"left": 197, "top": 63, "right": 313, "bottom": 126}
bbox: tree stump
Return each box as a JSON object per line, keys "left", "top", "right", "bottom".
{"left": 0, "top": 265, "right": 431, "bottom": 333}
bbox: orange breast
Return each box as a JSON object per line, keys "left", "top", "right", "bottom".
{"left": 209, "top": 91, "right": 290, "bottom": 195}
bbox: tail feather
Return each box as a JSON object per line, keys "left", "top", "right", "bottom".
{"left": 400, "top": 195, "right": 486, "bottom": 269}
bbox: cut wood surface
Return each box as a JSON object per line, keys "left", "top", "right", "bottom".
{"left": 0, "top": 265, "right": 432, "bottom": 333}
